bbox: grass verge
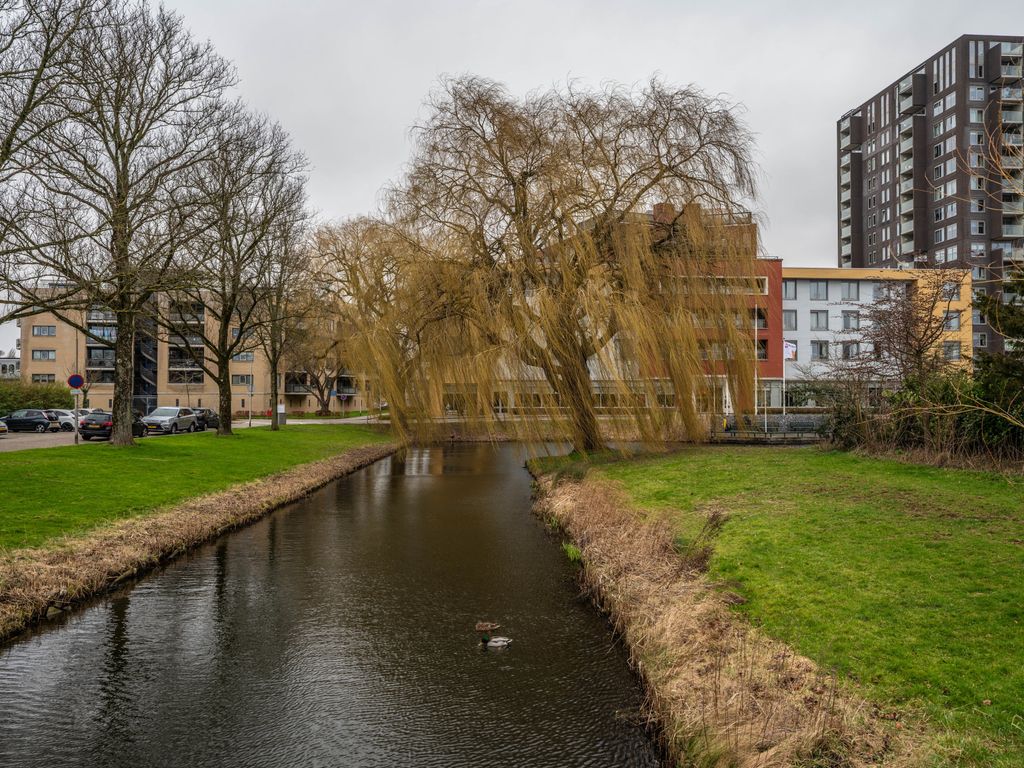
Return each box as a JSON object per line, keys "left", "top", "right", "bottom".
{"left": 0, "top": 425, "right": 390, "bottom": 551}
{"left": 0, "top": 431, "right": 396, "bottom": 642}
{"left": 586, "top": 445, "right": 1024, "bottom": 767}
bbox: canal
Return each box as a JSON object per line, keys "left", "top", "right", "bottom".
{"left": 0, "top": 443, "right": 661, "bottom": 767}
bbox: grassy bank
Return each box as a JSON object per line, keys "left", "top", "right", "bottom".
{"left": 587, "top": 446, "right": 1024, "bottom": 767}
{"left": 0, "top": 425, "right": 390, "bottom": 551}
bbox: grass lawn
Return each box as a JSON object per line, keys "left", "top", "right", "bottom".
{"left": 589, "top": 446, "right": 1024, "bottom": 767}
{"left": 0, "top": 425, "right": 391, "bottom": 552}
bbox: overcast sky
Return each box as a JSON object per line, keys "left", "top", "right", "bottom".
{"left": 2, "top": 0, "right": 1020, "bottom": 352}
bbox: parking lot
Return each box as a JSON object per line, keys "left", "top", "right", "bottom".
{"left": 0, "top": 425, "right": 212, "bottom": 453}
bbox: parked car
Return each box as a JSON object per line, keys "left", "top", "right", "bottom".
{"left": 0, "top": 420, "right": 7, "bottom": 436}
{"left": 45, "top": 409, "right": 78, "bottom": 432}
{"left": 1, "top": 409, "right": 60, "bottom": 433}
{"left": 79, "top": 412, "right": 147, "bottom": 440}
{"left": 193, "top": 408, "right": 220, "bottom": 431}
{"left": 142, "top": 406, "right": 198, "bottom": 434}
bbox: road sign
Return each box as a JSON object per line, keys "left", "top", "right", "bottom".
{"left": 67, "top": 373, "right": 84, "bottom": 389}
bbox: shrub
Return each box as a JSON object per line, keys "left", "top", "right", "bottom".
{"left": 0, "top": 381, "right": 74, "bottom": 414}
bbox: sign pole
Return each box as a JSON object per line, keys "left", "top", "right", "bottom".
{"left": 67, "top": 373, "right": 85, "bottom": 445}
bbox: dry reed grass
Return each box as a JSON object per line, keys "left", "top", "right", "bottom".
{"left": 536, "top": 476, "right": 927, "bottom": 768}
{"left": 0, "top": 442, "right": 396, "bottom": 643}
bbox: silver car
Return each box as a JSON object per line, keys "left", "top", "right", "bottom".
{"left": 142, "top": 406, "right": 199, "bottom": 434}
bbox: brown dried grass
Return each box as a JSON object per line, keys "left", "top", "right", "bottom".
{"left": 536, "top": 476, "right": 926, "bottom": 768}
{"left": 0, "top": 443, "right": 396, "bottom": 643}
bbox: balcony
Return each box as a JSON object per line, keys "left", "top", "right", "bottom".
{"left": 899, "top": 94, "right": 922, "bottom": 115}
{"left": 1001, "top": 154, "right": 1024, "bottom": 169}
{"left": 899, "top": 116, "right": 915, "bottom": 135}
{"left": 996, "top": 65, "right": 1024, "bottom": 82}
{"left": 840, "top": 204, "right": 852, "bottom": 223}
{"left": 840, "top": 170, "right": 852, "bottom": 186}
{"left": 900, "top": 178, "right": 915, "bottom": 194}
{"left": 900, "top": 218, "right": 915, "bottom": 235}
{"left": 1003, "top": 248, "right": 1024, "bottom": 263}
{"left": 1004, "top": 133, "right": 1024, "bottom": 147}
{"left": 840, "top": 187, "right": 852, "bottom": 204}
{"left": 87, "top": 310, "right": 116, "bottom": 323}
{"left": 1001, "top": 42, "right": 1024, "bottom": 57}
{"left": 168, "top": 312, "right": 204, "bottom": 326}
{"left": 1005, "top": 179, "right": 1023, "bottom": 194}
{"left": 840, "top": 241, "right": 852, "bottom": 257}
{"left": 839, "top": 152, "right": 852, "bottom": 168}
{"left": 841, "top": 225, "right": 852, "bottom": 240}
{"left": 900, "top": 239, "right": 916, "bottom": 256}
{"left": 1003, "top": 199, "right": 1024, "bottom": 215}
{"left": 1002, "top": 110, "right": 1024, "bottom": 124}
{"left": 899, "top": 136, "right": 914, "bottom": 155}
{"left": 1003, "top": 224, "right": 1024, "bottom": 237}
{"left": 1002, "top": 87, "right": 1024, "bottom": 101}
{"left": 899, "top": 198, "right": 915, "bottom": 215}
{"left": 899, "top": 158, "right": 915, "bottom": 175}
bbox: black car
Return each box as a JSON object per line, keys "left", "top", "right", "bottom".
{"left": 193, "top": 408, "right": 220, "bottom": 431}
{"left": 79, "top": 412, "right": 147, "bottom": 440}
{"left": 2, "top": 409, "right": 60, "bottom": 433}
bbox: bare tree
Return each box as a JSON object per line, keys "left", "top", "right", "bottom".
{"left": 0, "top": 0, "right": 91, "bottom": 179}
{"left": 256, "top": 220, "right": 311, "bottom": 430}
{"left": 159, "top": 104, "right": 308, "bottom": 435}
{"left": 1, "top": 0, "right": 234, "bottom": 444}
{"left": 360, "top": 76, "right": 761, "bottom": 452}
{"left": 286, "top": 300, "right": 345, "bottom": 416}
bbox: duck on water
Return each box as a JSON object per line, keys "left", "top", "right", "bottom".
{"left": 475, "top": 621, "right": 512, "bottom": 649}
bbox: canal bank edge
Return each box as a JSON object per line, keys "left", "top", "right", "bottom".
{"left": 530, "top": 473, "right": 926, "bottom": 768}
{"left": 0, "top": 442, "right": 397, "bottom": 644}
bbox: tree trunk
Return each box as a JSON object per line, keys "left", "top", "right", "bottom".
{"left": 269, "top": 357, "right": 280, "bottom": 431}
{"left": 217, "top": 372, "right": 233, "bottom": 436}
{"left": 110, "top": 313, "right": 136, "bottom": 446}
{"left": 549, "top": 343, "right": 604, "bottom": 454}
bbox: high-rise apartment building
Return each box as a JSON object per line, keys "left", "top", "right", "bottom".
{"left": 837, "top": 35, "right": 1023, "bottom": 354}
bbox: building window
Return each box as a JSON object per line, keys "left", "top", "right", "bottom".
{"left": 970, "top": 198, "right": 985, "bottom": 213}
{"left": 810, "top": 341, "right": 830, "bottom": 361}
{"left": 933, "top": 164, "right": 944, "bottom": 180}
{"left": 842, "top": 311, "right": 860, "bottom": 330}
{"left": 947, "top": 244, "right": 958, "bottom": 261}
{"left": 840, "top": 281, "right": 859, "bottom": 301}
{"left": 232, "top": 351, "right": 255, "bottom": 362}
{"left": 782, "top": 309, "right": 797, "bottom": 331}
{"left": 972, "top": 266, "right": 987, "bottom": 280}
{"left": 842, "top": 342, "right": 860, "bottom": 359}
{"left": 31, "top": 373, "right": 56, "bottom": 383}
{"left": 809, "top": 281, "right": 828, "bottom": 301}
{"left": 974, "top": 332, "right": 988, "bottom": 348}
{"left": 755, "top": 339, "right": 768, "bottom": 361}
{"left": 231, "top": 374, "right": 253, "bottom": 387}
{"left": 970, "top": 242, "right": 986, "bottom": 256}
{"left": 944, "top": 311, "right": 961, "bottom": 331}
{"left": 943, "top": 282, "right": 961, "bottom": 301}
{"left": 810, "top": 310, "right": 829, "bottom": 331}
{"left": 31, "top": 325, "right": 57, "bottom": 336}
{"left": 946, "top": 223, "right": 957, "bottom": 239}
{"left": 935, "top": 228, "right": 945, "bottom": 244}
{"left": 969, "top": 85, "right": 985, "bottom": 101}
{"left": 969, "top": 131, "right": 984, "bottom": 146}
{"left": 970, "top": 176, "right": 985, "bottom": 191}
{"left": 969, "top": 108, "right": 985, "bottom": 124}
{"left": 943, "top": 341, "right": 961, "bottom": 361}
{"left": 970, "top": 220, "right": 986, "bottom": 235}
{"left": 31, "top": 349, "right": 56, "bottom": 361}
{"left": 168, "top": 370, "right": 204, "bottom": 384}
{"left": 782, "top": 280, "right": 796, "bottom": 301}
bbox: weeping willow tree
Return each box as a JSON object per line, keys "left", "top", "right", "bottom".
{"left": 324, "top": 77, "right": 763, "bottom": 453}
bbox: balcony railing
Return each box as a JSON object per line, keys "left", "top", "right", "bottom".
{"left": 900, "top": 179, "right": 915, "bottom": 194}
{"left": 1002, "top": 87, "right": 1024, "bottom": 101}
{"left": 840, "top": 225, "right": 852, "bottom": 240}
{"left": 1003, "top": 199, "right": 1024, "bottom": 214}
{"left": 1003, "top": 224, "right": 1024, "bottom": 237}
{"left": 1001, "top": 42, "right": 1024, "bottom": 57}
{"left": 1002, "top": 110, "right": 1024, "bottom": 124}
{"left": 899, "top": 136, "right": 914, "bottom": 154}
{"left": 1004, "top": 133, "right": 1024, "bottom": 146}
{"left": 840, "top": 242, "right": 852, "bottom": 257}
{"left": 899, "top": 198, "right": 915, "bottom": 215}
{"left": 840, "top": 170, "right": 852, "bottom": 186}
{"left": 999, "top": 65, "right": 1023, "bottom": 80}
{"left": 1001, "top": 154, "right": 1024, "bottom": 169}
{"left": 87, "top": 310, "right": 116, "bottom": 323}
{"left": 899, "top": 158, "right": 915, "bottom": 175}
{"left": 900, "top": 239, "right": 915, "bottom": 255}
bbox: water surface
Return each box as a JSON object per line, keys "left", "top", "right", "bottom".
{"left": 0, "top": 443, "right": 660, "bottom": 767}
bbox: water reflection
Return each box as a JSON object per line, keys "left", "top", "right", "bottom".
{"left": 0, "top": 444, "right": 660, "bottom": 767}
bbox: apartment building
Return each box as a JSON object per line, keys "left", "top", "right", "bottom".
{"left": 781, "top": 267, "right": 973, "bottom": 385}
{"left": 837, "top": 35, "right": 1023, "bottom": 355}
{"left": 17, "top": 307, "right": 366, "bottom": 416}
{"left": 0, "top": 354, "right": 19, "bottom": 379}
